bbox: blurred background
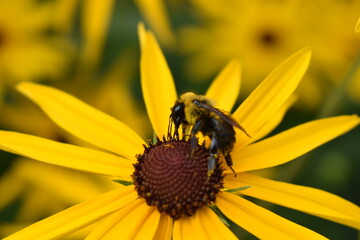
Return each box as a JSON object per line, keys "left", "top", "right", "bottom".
{"left": 0, "top": 0, "right": 359, "bottom": 239}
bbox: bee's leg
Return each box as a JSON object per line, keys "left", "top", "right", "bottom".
{"left": 174, "top": 126, "right": 179, "bottom": 140}
{"left": 171, "top": 119, "right": 180, "bottom": 140}
{"left": 190, "top": 135, "right": 198, "bottom": 152}
{"left": 167, "top": 116, "right": 173, "bottom": 139}
{"left": 190, "top": 120, "right": 205, "bottom": 157}
{"left": 225, "top": 154, "right": 237, "bottom": 177}
{"left": 208, "top": 155, "right": 216, "bottom": 178}
{"left": 207, "top": 135, "right": 219, "bottom": 177}
{"left": 181, "top": 125, "right": 186, "bottom": 140}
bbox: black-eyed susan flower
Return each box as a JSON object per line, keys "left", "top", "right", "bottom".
{"left": 1, "top": 25, "right": 360, "bottom": 240}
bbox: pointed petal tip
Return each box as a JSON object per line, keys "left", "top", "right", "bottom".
{"left": 294, "top": 47, "right": 312, "bottom": 63}
{"left": 349, "top": 114, "right": 360, "bottom": 124}
{"left": 224, "top": 58, "right": 242, "bottom": 80}
{"left": 16, "top": 81, "right": 34, "bottom": 91}
{"left": 206, "top": 58, "right": 242, "bottom": 111}
{"left": 229, "top": 58, "right": 241, "bottom": 67}
{"left": 16, "top": 82, "right": 42, "bottom": 97}
{"left": 139, "top": 21, "right": 177, "bottom": 137}
{"left": 233, "top": 47, "right": 311, "bottom": 137}
{"left": 221, "top": 58, "right": 241, "bottom": 76}
{"left": 138, "top": 22, "right": 146, "bottom": 36}
{"left": 228, "top": 59, "right": 242, "bottom": 73}
{"left": 355, "top": 17, "right": 360, "bottom": 33}
{"left": 138, "top": 22, "right": 147, "bottom": 49}
{"left": 332, "top": 114, "right": 360, "bottom": 126}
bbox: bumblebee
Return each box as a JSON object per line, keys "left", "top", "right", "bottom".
{"left": 169, "top": 92, "right": 250, "bottom": 176}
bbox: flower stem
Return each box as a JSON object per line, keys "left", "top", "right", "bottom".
{"left": 317, "top": 53, "right": 360, "bottom": 118}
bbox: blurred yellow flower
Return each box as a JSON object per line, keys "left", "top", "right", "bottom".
{"left": 0, "top": 25, "right": 359, "bottom": 239}
{"left": 180, "top": 0, "right": 360, "bottom": 109}
{"left": 134, "top": 0, "right": 175, "bottom": 48}
{"left": 51, "top": 0, "right": 78, "bottom": 34}
{"left": 51, "top": 0, "right": 116, "bottom": 77}
{"left": 52, "top": 0, "right": 174, "bottom": 55}
{"left": 0, "top": 0, "right": 70, "bottom": 83}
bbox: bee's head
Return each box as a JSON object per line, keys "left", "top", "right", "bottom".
{"left": 170, "top": 101, "right": 186, "bottom": 128}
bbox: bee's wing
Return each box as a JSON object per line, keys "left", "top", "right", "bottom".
{"left": 194, "top": 100, "right": 251, "bottom": 137}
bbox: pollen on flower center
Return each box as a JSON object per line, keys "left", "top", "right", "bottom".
{"left": 132, "top": 139, "right": 224, "bottom": 220}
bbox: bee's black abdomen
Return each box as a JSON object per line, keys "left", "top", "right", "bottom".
{"left": 210, "top": 117, "right": 236, "bottom": 156}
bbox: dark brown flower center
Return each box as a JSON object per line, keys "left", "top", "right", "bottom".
{"left": 257, "top": 28, "right": 281, "bottom": 49}
{"left": 132, "top": 139, "right": 224, "bottom": 220}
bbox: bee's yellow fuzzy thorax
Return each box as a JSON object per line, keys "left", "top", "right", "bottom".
{"left": 179, "top": 92, "right": 213, "bottom": 105}
{"left": 179, "top": 92, "right": 214, "bottom": 125}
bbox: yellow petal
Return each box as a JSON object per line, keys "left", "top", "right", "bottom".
{"left": 0, "top": 131, "right": 134, "bottom": 179}
{"left": 61, "top": 223, "right": 96, "bottom": 240}
{"left": 0, "top": 224, "right": 28, "bottom": 238}
{"left": 153, "top": 213, "right": 173, "bottom": 240}
{"left": 0, "top": 172, "right": 24, "bottom": 209}
{"left": 13, "top": 159, "right": 109, "bottom": 204}
{"left": 206, "top": 59, "right": 241, "bottom": 111}
{"left": 98, "top": 202, "right": 161, "bottom": 239}
{"left": 173, "top": 216, "right": 198, "bottom": 240}
{"left": 4, "top": 40, "right": 69, "bottom": 82}
{"left": 81, "top": 0, "right": 115, "bottom": 67}
{"left": 217, "top": 192, "right": 328, "bottom": 240}
{"left": 231, "top": 115, "right": 360, "bottom": 172}
{"left": 85, "top": 199, "right": 144, "bottom": 239}
{"left": 356, "top": 17, "right": 360, "bottom": 33}
{"left": 139, "top": 24, "right": 177, "bottom": 137}
{"left": 225, "top": 173, "right": 360, "bottom": 230}
{"left": 52, "top": 0, "right": 78, "bottom": 33}
{"left": 173, "top": 215, "right": 190, "bottom": 240}
{"left": 134, "top": 0, "right": 175, "bottom": 48}
{"left": 233, "top": 48, "right": 311, "bottom": 138}
{"left": 17, "top": 82, "right": 144, "bottom": 160}
{"left": 139, "top": 25, "right": 177, "bottom": 137}
{"left": 126, "top": 205, "right": 161, "bottom": 240}
{"left": 4, "top": 188, "right": 137, "bottom": 240}
{"left": 195, "top": 207, "right": 238, "bottom": 240}
{"left": 138, "top": 22, "right": 147, "bottom": 49}
{"left": 173, "top": 207, "right": 236, "bottom": 240}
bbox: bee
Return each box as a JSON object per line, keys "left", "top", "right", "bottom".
{"left": 168, "top": 92, "right": 250, "bottom": 176}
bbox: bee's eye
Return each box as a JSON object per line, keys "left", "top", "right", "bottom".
{"left": 171, "top": 103, "right": 185, "bottom": 126}
{"left": 173, "top": 103, "right": 185, "bottom": 116}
